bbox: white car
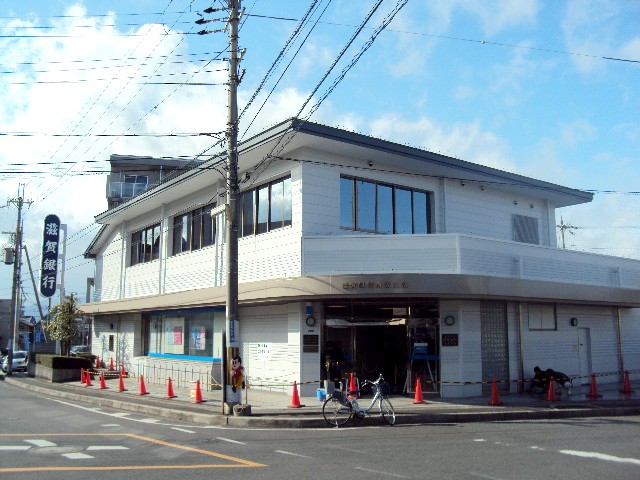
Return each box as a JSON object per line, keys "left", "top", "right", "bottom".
{"left": 1, "top": 350, "right": 28, "bottom": 372}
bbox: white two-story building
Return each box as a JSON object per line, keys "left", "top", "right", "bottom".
{"left": 81, "top": 118, "right": 640, "bottom": 398}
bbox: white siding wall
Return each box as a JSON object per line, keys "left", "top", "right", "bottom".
{"left": 91, "top": 314, "right": 139, "bottom": 372}
{"left": 444, "top": 180, "right": 552, "bottom": 246}
{"left": 125, "top": 261, "right": 161, "bottom": 297}
{"left": 96, "top": 229, "right": 124, "bottom": 301}
{"left": 164, "top": 245, "right": 219, "bottom": 292}
{"left": 520, "top": 305, "right": 619, "bottom": 386}
{"left": 440, "top": 300, "right": 484, "bottom": 398}
{"left": 506, "top": 302, "right": 521, "bottom": 393}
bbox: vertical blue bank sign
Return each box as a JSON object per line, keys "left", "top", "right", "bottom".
{"left": 40, "top": 214, "right": 60, "bottom": 298}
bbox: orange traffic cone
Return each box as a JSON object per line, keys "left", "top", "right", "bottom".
{"left": 99, "top": 372, "right": 108, "bottom": 389}
{"left": 118, "top": 373, "right": 127, "bottom": 392}
{"left": 413, "top": 377, "right": 424, "bottom": 404}
{"left": 85, "top": 370, "right": 93, "bottom": 387}
{"left": 80, "top": 368, "right": 86, "bottom": 384}
{"left": 489, "top": 378, "right": 503, "bottom": 406}
{"left": 109, "top": 358, "right": 115, "bottom": 371}
{"left": 586, "top": 373, "right": 602, "bottom": 398}
{"left": 546, "top": 376, "right": 557, "bottom": 402}
{"left": 287, "top": 381, "right": 304, "bottom": 408}
{"left": 347, "top": 373, "right": 358, "bottom": 399}
{"left": 139, "top": 375, "right": 149, "bottom": 395}
{"left": 193, "top": 380, "right": 204, "bottom": 403}
{"left": 95, "top": 357, "right": 101, "bottom": 369}
{"left": 621, "top": 370, "right": 634, "bottom": 394}
{"left": 165, "top": 377, "right": 177, "bottom": 399}
{"left": 120, "top": 364, "right": 127, "bottom": 377}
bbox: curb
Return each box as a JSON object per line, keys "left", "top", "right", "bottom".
{"left": 5, "top": 376, "right": 640, "bottom": 428}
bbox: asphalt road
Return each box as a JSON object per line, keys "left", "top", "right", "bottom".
{"left": 2, "top": 378, "right": 640, "bottom": 479}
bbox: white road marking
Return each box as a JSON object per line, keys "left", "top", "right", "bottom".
{"left": 138, "top": 418, "right": 161, "bottom": 423}
{"left": 25, "top": 439, "right": 57, "bottom": 447}
{"left": 275, "top": 450, "right": 313, "bottom": 459}
{"left": 0, "top": 446, "right": 31, "bottom": 451}
{"left": 354, "top": 466, "right": 410, "bottom": 478}
{"left": 62, "top": 452, "right": 94, "bottom": 460}
{"left": 111, "top": 412, "right": 131, "bottom": 417}
{"left": 216, "top": 437, "right": 246, "bottom": 445}
{"left": 469, "top": 473, "right": 507, "bottom": 480}
{"left": 172, "top": 427, "right": 196, "bottom": 433}
{"left": 560, "top": 450, "right": 640, "bottom": 466}
{"left": 86, "top": 446, "right": 129, "bottom": 451}
{"left": 473, "top": 439, "right": 485, "bottom": 442}
{"left": 101, "top": 424, "right": 121, "bottom": 427}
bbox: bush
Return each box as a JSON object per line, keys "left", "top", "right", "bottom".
{"left": 32, "top": 353, "right": 92, "bottom": 369}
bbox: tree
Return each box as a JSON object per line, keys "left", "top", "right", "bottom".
{"left": 45, "top": 293, "right": 82, "bottom": 356}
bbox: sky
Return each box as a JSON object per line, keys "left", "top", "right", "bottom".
{"left": 0, "top": 0, "right": 639, "bottom": 317}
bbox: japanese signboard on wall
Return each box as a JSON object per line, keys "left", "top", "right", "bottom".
{"left": 256, "top": 343, "right": 272, "bottom": 360}
{"left": 40, "top": 214, "right": 60, "bottom": 298}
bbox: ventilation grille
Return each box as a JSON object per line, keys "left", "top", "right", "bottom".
{"left": 512, "top": 214, "right": 539, "bottom": 245}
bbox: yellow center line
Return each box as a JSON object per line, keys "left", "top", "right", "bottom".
{"left": 0, "top": 433, "right": 266, "bottom": 472}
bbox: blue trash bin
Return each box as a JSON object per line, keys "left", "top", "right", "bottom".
{"left": 316, "top": 388, "right": 326, "bottom": 401}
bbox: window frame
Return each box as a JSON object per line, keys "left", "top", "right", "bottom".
{"left": 240, "top": 175, "right": 292, "bottom": 237}
{"left": 171, "top": 203, "right": 217, "bottom": 256}
{"left": 340, "top": 175, "right": 432, "bottom": 235}
{"left": 130, "top": 223, "right": 161, "bottom": 266}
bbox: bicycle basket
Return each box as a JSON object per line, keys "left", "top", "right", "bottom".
{"left": 380, "top": 381, "right": 391, "bottom": 395}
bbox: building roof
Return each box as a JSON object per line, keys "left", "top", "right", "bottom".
{"left": 84, "top": 118, "right": 593, "bottom": 258}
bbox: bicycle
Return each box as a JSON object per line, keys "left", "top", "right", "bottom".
{"left": 322, "top": 374, "right": 396, "bottom": 427}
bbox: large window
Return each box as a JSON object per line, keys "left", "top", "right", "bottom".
{"left": 172, "top": 204, "right": 217, "bottom": 255}
{"left": 146, "top": 310, "right": 224, "bottom": 358}
{"left": 122, "top": 174, "right": 148, "bottom": 197}
{"left": 340, "top": 175, "right": 431, "bottom": 234}
{"left": 130, "top": 223, "right": 160, "bottom": 266}
{"left": 241, "top": 176, "right": 292, "bottom": 237}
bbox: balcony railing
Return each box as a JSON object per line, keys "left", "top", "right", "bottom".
{"left": 301, "top": 233, "right": 640, "bottom": 290}
{"left": 107, "top": 181, "right": 153, "bottom": 199}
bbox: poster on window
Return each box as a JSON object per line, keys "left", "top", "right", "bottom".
{"left": 163, "top": 317, "right": 185, "bottom": 354}
{"left": 192, "top": 326, "right": 206, "bottom": 350}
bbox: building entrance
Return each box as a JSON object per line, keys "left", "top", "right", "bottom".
{"left": 322, "top": 300, "right": 439, "bottom": 394}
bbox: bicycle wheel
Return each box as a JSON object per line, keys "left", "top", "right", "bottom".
{"left": 322, "top": 397, "right": 353, "bottom": 427}
{"left": 379, "top": 396, "right": 396, "bottom": 425}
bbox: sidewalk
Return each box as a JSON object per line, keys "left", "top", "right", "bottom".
{"left": 3, "top": 372, "right": 640, "bottom": 428}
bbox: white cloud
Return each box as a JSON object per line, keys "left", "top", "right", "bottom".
{"left": 428, "top": 0, "right": 540, "bottom": 36}
{"left": 0, "top": 5, "right": 233, "bottom": 300}
{"left": 560, "top": 120, "right": 597, "bottom": 149}
{"left": 368, "top": 113, "right": 516, "bottom": 172}
{"left": 561, "top": 0, "right": 639, "bottom": 73}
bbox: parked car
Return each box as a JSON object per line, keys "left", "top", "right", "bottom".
{"left": 70, "top": 345, "right": 90, "bottom": 356}
{"left": 1, "top": 350, "right": 28, "bottom": 372}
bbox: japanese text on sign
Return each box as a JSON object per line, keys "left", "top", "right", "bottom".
{"left": 40, "top": 214, "right": 60, "bottom": 298}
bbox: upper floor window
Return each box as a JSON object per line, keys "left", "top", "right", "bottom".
{"left": 172, "top": 204, "right": 217, "bottom": 255}
{"left": 123, "top": 175, "right": 148, "bottom": 198}
{"left": 130, "top": 223, "right": 160, "bottom": 266}
{"left": 340, "top": 175, "right": 431, "bottom": 234}
{"left": 241, "top": 176, "right": 292, "bottom": 237}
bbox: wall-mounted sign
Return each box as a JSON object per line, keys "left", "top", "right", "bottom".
{"left": 256, "top": 342, "right": 271, "bottom": 360}
{"left": 442, "top": 333, "right": 459, "bottom": 347}
{"left": 342, "top": 280, "right": 409, "bottom": 290}
{"left": 40, "top": 214, "right": 60, "bottom": 298}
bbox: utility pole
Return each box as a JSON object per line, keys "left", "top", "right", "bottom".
{"left": 557, "top": 216, "right": 576, "bottom": 249}
{"left": 5, "top": 189, "right": 31, "bottom": 375}
{"left": 197, "top": 0, "right": 246, "bottom": 413}
{"left": 224, "top": 0, "right": 243, "bottom": 411}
